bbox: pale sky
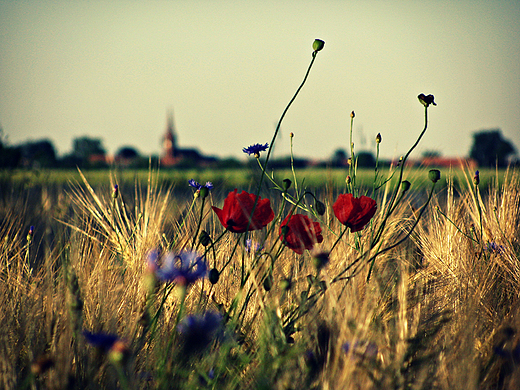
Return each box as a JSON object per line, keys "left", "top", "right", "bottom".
{"left": 1, "top": 0, "right": 519, "bottom": 161}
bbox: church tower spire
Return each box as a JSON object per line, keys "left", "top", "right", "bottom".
{"left": 161, "top": 110, "right": 179, "bottom": 166}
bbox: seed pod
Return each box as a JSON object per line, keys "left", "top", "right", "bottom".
{"left": 428, "top": 169, "right": 441, "bottom": 183}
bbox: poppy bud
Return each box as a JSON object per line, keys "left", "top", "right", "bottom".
{"left": 199, "top": 186, "right": 209, "bottom": 199}
{"left": 314, "top": 200, "right": 326, "bottom": 216}
{"left": 199, "top": 230, "right": 211, "bottom": 247}
{"left": 376, "top": 133, "right": 382, "bottom": 144}
{"left": 31, "top": 355, "right": 54, "bottom": 376}
{"left": 346, "top": 176, "right": 352, "bottom": 184}
{"left": 263, "top": 273, "right": 273, "bottom": 291}
{"left": 312, "top": 251, "right": 330, "bottom": 271}
{"left": 401, "top": 180, "right": 411, "bottom": 192}
{"left": 350, "top": 111, "right": 355, "bottom": 119}
{"left": 108, "top": 340, "right": 129, "bottom": 364}
{"left": 70, "top": 296, "right": 83, "bottom": 311}
{"left": 290, "top": 132, "right": 294, "bottom": 138}
{"left": 209, "top": 268, "right": 220, "bottom": 285}
{"left": 283, "top": 179, "right": 292, "bottom": 191}
{"left": 313, "top": 39, "right": 325, "bottom": 52}
{"left": 428, "top": 169, "right": 441, "bottom": 183}
{"left": 281, "top": 278, "right": 292, "bottom": 291}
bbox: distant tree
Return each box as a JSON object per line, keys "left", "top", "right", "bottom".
{"left": 20, "top": 139, "right": 57, "bottom": 168}
{"left": 330, "top": 148, "right": 348, "bottom": 167}
{"left": 70, "top": 136, "right": 107, "bottom": 168}
{"left": 469, "top": 129, "right": 516, "bottom": 168}
{"left": 422, "top": 150, "right": 442, "bottom": 158}
{"left": 73, "top": 136, "right": 106, "bottom": 160}
{"left": 116, "top": 146, "right": 139, "bottom": 160}
{"left": 356, "top": 151, "right": 376, "bottom": 168}
{"left": 0, "top": 127, "right": 22, "bottom": 168}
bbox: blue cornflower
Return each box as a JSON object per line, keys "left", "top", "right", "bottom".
{"left": 84, "top": 330, "right": 130, "bottom": 362}
{"left": 485, "top": 241, "right": 505, "bottom": 254}
{"left": 177, "top": 311, "right": 224, "bottom": 354}
{"left": 147, "top": 249, "right": 207, "bottom": 286}
{"left": 245, "top": 238, "right": 263, "bottom": 254}
{"left": 243, "top": 143, "right": 269, "bottom": 157}
{"left": 342, "top": 340, "right": 378, "bottom": 360}
{"left": 83, "top": 330, "right": 119, "bottom": 352}
{"left": 188, "top": 179, "right": 214, "bottom": 191}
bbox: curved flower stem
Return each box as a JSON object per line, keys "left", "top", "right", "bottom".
{"left": 368, "top": 106, "right": 430, "bottom": 252}
{"left": 436, "top": 206, "right": 477, "bottom": 243}
{"left": 349, "top": 112, "right": 357, "bottom": 195}
{"left": 331, "top": 180, "right": 437, "bottom": 284}
{"left": 220, "top": 233, "right": 243, "bottom": 274}
{"left": 148, "top": 283, "right": 176, "bottom": 342}
{"left": 474, "top": 183, "right": 484, "bottom": 244}
{"left": 329, "top": 226, "right": 348, "bottom": 253}
{"left": 172, "top": 196, "right": 197, "bottom": 248}
{"left": 263, "top": 52, "right": 318, "bottom": 175}
{"left": 200, "top": 229, "right": 228, "bottom": 268}
{"left": 387, "top": 106, "right": 429, "bottom": 216}
{"left": 289, "top": 134, "right": 299, "bottom": 196}
{"left": 373, "top": 140, "right": 380, "bottom": 194}
{"left": 255, "top": 158, "right": 301, "bottom": 208}
{"left": 245, "top": 51, "right": 320, "bottom": 236}
{"left": 191, "top": 196, "right": 206, "bottom": 249}
{"left": 492, "top": 206, "right": 514, "bottom": 250}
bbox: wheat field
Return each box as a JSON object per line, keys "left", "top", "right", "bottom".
{"left": 1, "top": 165, "right": 519, "bottom": 389}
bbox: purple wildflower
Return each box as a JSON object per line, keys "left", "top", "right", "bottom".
{"left": 188, "top": 179, "right": 214, "bottom": 191}
{"left": 147, "top": 249, "right": 207, "bottom": 285}
{"left": 198, "top": 368, "right": 215, "bottom": 386}
{"left": 243, "top": 143, "right": 269, "bottom": 157}
{"left": 83, "top": 330, "right": 119, "bottom": 352}
{"left": 177, "top": 311, "right": 224, "bottom": 354}
{"left": 485, "top": 241, "right": 505, "bottom": 254}
{"left": 245, "top": 238, "right": 263, "bottom": 254}
{"left": 342, "top": 340, "right": 378, "bottom": 360}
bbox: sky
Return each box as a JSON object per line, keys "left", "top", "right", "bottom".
{"left": 1, "top": 0, "right": 519, "bottom": 162}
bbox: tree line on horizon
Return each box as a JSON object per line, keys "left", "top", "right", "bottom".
{"left": 0, "top": 128, "right": 517, "bottom": 170}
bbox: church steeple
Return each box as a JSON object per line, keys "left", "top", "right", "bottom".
{"left": 161, "top": 110, "right": 179, "bottom": 166}
{"left": 163, "top": 110, "right": 177, "bottom": 158}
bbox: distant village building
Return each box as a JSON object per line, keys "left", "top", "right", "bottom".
{"left": 395, "top": 156, "right": 478, "bottom": 169}
{"left": 160, "top": 111, "right": 217, "bottom": 167}
{"left": 420, "top": 156, "right": 477, "bottom": 169}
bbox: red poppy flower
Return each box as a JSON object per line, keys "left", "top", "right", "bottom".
{"left": 333, "top": 194, "right": 377, "bottom": 232}
{"left": 212, "top": 189, "right": 274, "bottom": 233}
{"left": 279, "top": 214, "right": 323, "bottom": 254}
